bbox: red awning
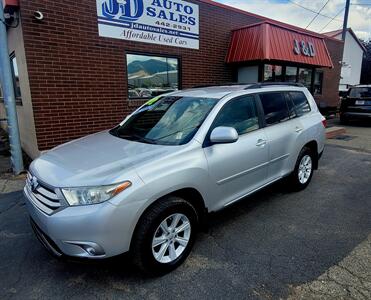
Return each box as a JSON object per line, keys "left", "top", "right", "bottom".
{"left": 226, "top": 21, "right": 333, "bottom": 68}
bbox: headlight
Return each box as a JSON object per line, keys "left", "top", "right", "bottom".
{"left": 62, "top": 181, "right": 131, "bottom": 206}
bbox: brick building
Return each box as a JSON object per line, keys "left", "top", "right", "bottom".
{"left": 0, "top": 0, "right": 343, "bottom": 159}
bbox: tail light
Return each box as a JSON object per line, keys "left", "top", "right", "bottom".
{"left": 321, "top": 117, "right": 327, "bottom": 128}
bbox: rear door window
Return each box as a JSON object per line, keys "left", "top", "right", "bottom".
{"left": 212, "top": 95, "right": 259, "bottom": 135}
{"left": 285, "top": 93, "right": 297, "bottom": 119}
{"left": 289, "top": 91, "right": 311, "bottom": 116}
{"left": 259, "top": 92, "right": 290, "bottom": 125}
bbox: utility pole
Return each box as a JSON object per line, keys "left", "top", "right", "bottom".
{"left": 0, "top": 1, "right": 24, "bottom": 175}
{"left": 342, "top": 0, "right": 351, "bottom": 41}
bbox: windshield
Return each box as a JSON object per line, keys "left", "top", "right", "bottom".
{"left": 110, "top": 96, "right": 219, "bottom": 145}
{"left": 349, "top": 87, "right": 371, "bottom": 98}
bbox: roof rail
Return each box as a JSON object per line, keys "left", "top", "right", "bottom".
{"left": 191, "top": 82, "right": 248, "bottom": 88}
{"left": 244, "top": 82, "right": 305, "bottom": 89}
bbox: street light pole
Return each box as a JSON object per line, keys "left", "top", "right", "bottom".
{"left": 342, "top": 0, "right": 351, "bottom": 41}
{"left": 0, "top": 2, "right": 24, "bottom": 175}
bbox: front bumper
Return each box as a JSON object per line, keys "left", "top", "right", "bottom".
{"left": 24, "top": 186, "right": 144, "bottom": 259}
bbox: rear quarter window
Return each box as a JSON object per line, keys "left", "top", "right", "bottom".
{"left": 289, "top": 91, "right": 311, "bottom": 116}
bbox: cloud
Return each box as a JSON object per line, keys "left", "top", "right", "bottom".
{"left": 215, "top": 0, "right": 371, "bottom": 41}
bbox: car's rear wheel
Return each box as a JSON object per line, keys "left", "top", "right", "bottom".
{"left": 290, "top": 147, "right": 314, "bottom": 191}
{"left": 132, "top": 196, "right": 198, "bottom": 276}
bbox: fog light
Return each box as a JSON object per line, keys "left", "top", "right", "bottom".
{"left": 64, "top": 241, "right": 105, "bottom": 256}
{"left": 84, "top": 246, "right": 96, "bottom": 256}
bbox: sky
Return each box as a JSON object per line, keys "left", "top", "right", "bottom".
{"left": 215, "top": 0, "right": 371, "bottom": 41}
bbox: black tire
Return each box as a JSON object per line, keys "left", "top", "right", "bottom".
{"left": 289, "top": 147, "right": 315, "bottom": 191}
{"left": 131, "top": 196, "right": 198, "bottom": 276}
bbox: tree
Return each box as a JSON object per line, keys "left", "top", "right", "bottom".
{"left": 360, "top": 40, "right": 371, "bottom": 84}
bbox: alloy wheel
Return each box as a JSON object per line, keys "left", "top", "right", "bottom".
{"left": 298, "top": 154, "right": 312, "bottom": 184}
{"left": 152, "top": 213, "right": 191, "bottom": 264}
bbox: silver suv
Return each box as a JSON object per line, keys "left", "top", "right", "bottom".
{"left": 25, "top": 84, "right": 326, "bottom": 275}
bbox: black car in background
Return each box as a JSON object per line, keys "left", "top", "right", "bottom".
{"left": 339, "top": 85, "right": 371, "bottom": 124}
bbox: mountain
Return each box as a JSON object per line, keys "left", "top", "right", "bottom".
{"left": 127, "top": 59, "right": 177, "bottom": 76}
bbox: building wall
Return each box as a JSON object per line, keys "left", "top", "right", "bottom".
{"left": 338, "top": 31, "right": 364, "bottom": 90}
{"left": 0, "top": 19, "right": 39, "bottom": 158}
{"left": 314, "top": 38, "right": 344, "bottom": 109}
{"left": 18, "top": 0, "right": 343, "bottom": 152}
{"left": 19, "top": 0, "right": 262, "bottom": 151}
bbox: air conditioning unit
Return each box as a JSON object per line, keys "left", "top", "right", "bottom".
{"left": 3, "top": 0, "right": 19, "bottom": 14}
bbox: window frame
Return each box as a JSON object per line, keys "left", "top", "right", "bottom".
{"left": 313, "top": 70, "right": 324, "bottom": 95}
{"left": 9, "top": 52, "right": 22, "bottom": 105}
{"left": 125, "top": 51, "right": 182, "bottom": 101}
{"left": 203, "top": 94, "right": 263, "bottom": 147}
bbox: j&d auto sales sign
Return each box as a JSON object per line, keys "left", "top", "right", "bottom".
{"left": 96, "top": 0, "right": 200, "bottom": 49}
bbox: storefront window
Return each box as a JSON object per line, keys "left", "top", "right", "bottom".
{"left": 314, "top": 70, "right": 323, "bottom": 95}
{"left": 274, "top": 66, "right": 283, "bottom": 82}
{"left": 127, "top": 53, "right": 179, "bottom": 99}
{"left": 264, "top": 65, "right": 273, "bottom": 81}
{"left": 263, "top": 65, "right": 283, "bottom": 82}
{"left": 285, "top": 67, "right": 297, "bottom": 82}
{"left": 298, "top": 68, "right": 312, "bottom": 90}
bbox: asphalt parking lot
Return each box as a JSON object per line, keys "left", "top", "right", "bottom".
{"left": 1, "top": 143, "right": 371, "bottom": 299}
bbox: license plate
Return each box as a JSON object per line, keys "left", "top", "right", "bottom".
{"left": 356, "top": 100, "right": 365, "bottom": 105}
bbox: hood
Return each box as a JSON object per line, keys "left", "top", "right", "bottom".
{"left": 30, "top": 131, "right": 181, "bottom": 187}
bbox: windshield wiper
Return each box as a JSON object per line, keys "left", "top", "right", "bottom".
{"left": 132, "top": 134, "right": 158, "bottom": 144}
{"left": 114, "top": 132, "right": 158, "bottom": 144}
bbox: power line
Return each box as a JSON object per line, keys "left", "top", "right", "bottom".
{"left": 319, "top": 7, "right": 346, "bottom": 32}
{"left": 351, "top": 3, "right": 371, "bottom": 6}
{"left": 306, "top": 0, "right": 331, "bottom": 29}
{"left": 351, "top": 1, "right": 371, "bottom": 5}
{"left": 288, "top": 0, "right": 343, "bottom": 22}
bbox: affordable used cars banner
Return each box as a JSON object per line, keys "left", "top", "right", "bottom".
{"left": 96, "top": 0, "right": 200, "bottom": 49}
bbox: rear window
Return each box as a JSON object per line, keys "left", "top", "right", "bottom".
{"left": 349, "top": 87, "right": 371, "bottom": 98}
{"left": 259, "top": 92, "right": 290, "bottom": 125}
{"left": 289, "top": 91, "right": 311, "bottom": 116}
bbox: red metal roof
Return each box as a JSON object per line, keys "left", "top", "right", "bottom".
{"left": 226, "top": 21, "right": 334, "bottom": 68}
{"left": 198, "top": 0, "right": 342, "bottom": 43}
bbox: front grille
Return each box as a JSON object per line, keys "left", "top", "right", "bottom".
{"left": 26, "top": 173, "right": 61, "bottom": 215}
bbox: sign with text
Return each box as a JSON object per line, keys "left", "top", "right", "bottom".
{"left": 96, "top": 0, "right": 199, "bottom": 49}
{"left": 293, "top": 39, "right": 316, "bottom": 57}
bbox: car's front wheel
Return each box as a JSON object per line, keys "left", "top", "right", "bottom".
{"left": 132, "top": 196, "right": 198, "bottom": 276}
{"left": 290, "top": 147, "right": 314, "bottom": 191}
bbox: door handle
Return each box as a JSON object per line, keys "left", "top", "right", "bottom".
{"left": 256, "top": 139, "right": 267, "bottom": 147}
{"left": 295, "top": 127, "right": 303, "bottom": 133}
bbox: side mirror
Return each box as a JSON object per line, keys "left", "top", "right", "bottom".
{"left": 210, "top": 126, "right": 239, "bottom": 144}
